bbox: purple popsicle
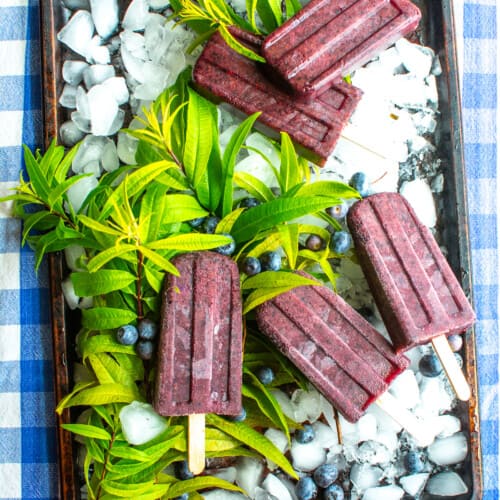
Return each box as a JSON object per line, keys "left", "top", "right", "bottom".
{"left": 262, "top": 0, "right": 421, "bottom": 100}
{"left": 192, "top": 28, "right": 362, "bottom": 166}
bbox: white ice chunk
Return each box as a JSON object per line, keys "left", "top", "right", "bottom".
{"left": 425, "top": 75, "right": 439, "bottom": 105}
{"left": 86, "top": 36, "right": 110, "bottom": 64}
{"left": 57, "top": 10, "right": 95, "bottom": 57}
{"left": 426, "top": 471, "right": 468, "bottom": 496}
{"left": 83, "top": 64, "right": 115, "bottom": 88}
{"left": 357, "top": 440, "right": 393, "bottom": 465}
{"left": 117, "top": 131, "right": 139, "bottom": 165}
{"left": 366, "top": 403, "right": 403, "bottom": 435}
{"left": 356, "top": 413, "right": 378, "bottom": 443}
{"left": 90, "top": 0, "right": 119, "bottom": 39}
{"left": 416, "top": 376, "right": 454, "bottom": 416}
{"left": 66, "top": 174, "right": 99, "bottom": 212}
{"left": 312, "top": 421, "right": 338, "bottom": 449}
{"left": 62, "top": 60, "right": 89, "bottom": 86}
{"left": 71, "top": 111, "right": 91, "bottom": 133}
{"left": 121, "top": 44, "right": 146, "bottom": 83}
{"left": 64, "top": 245, "right": 86, "bottom": 272}
{"left": 202, "top": 492, "right": 248, "bottom": 500}
{"left": 362, "top": 484, "right": 405, "bottom": 500}
{"left": 389, "top": 370, "right": 420, "bottom": 409}
{"left": 101, "top": 140, "right": 120, "bottom": 172}
{"left": 119, "top": 401, "right": 167, "bottom": 445}
{"left": 59, "top": 84, "right": 78, "bottom": 109}
{"left": 162, "top": 50, "right": 187, "bottom": 86}
{"left": 350, "top": 464, "right": 383, "bottom": 492}
{"left": 291, "top": 388, "right": 322, "bottom": 423}
{"left": 123, "top": 0, "right": 150, "bottom": 31}
{"left": 59, "top": 120, "right": 86, "bottom": 147}
{"left": 72, "top": 135, "right": 109, "bottom": 173}
{"left": 264, "top": 428, "right": 288, "bottom": 470}
{"left": 235, "top": 153, "right": 279, "bottom": 189}
{"left": 133, "top": 61, "right": 170, "bottom": 101}
{"left": 83, "top": 160, "right": 101, "bottom": 176}
{"left": 428, "top": 432, "right": 468, "bottom": 465}
{"left": 262, "top": 474, "right": 293, "bottom": 500}
{"left": 290, "top": 440, "right": 326, "bottom": 472}
{"left": 148, "top": 0, "right": 170, "bottom": 9}
{"left": 120, "top": 30, "right": 148, "bottom": 60}
{"left": 400, "top": 178, "right": 437, "bottom": 227}
{"left": 411, "top": 110, "right": 437, "bottom": 135}
{"left": 395, "top": 38, "right": 433, "bottom": 78}
{"left": 102, "top": 77, "right": 130, "bottom": 105}
{"left": 435, "top": 414, "right": 462, "bottom": 438}
{"left": 400, "top": 473, "right": 429, "bottom": 497}
{"left": 246, "top": 132, "right": 281, "bottom": 166}
{"left": 75, "top": 85, "right": 91, "bottom": 119}
{"left": 87, "top": 84, "right": 121, "bottom": 136}
{"left": 389, "top": 74, "right": 429, "bottom": 109}
{"left": 212, "top": 467, "right": 237, "bottom": 484}
{"left": 61, "top": 277, "right": 80, "bottom": 310}
{"left": 255, "top": 487, "right": 279, "bottom": 500}
{"left": 373, "top": 430, "right": 399, "bottom": 456}
{"left": 376, "top": 46, "right": 404, "bottom": 74}
{"left": 63, "top": 0, "right": 90, "bottom": 9}
{"left": 235, "top": 457, "right": 264, "bottom": 498}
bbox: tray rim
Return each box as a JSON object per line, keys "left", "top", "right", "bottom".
{"left": 39, "top": 1, "right": 483, "bottom": 498}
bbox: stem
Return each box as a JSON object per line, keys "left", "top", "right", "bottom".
{"left": 95, "top": 431, "right": 116, "bottom": 499}
{"left": 136, "top": 250, "right": 144, "bottom": 320}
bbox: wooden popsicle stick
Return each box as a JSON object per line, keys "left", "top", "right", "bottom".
{"left": 188, "top": 413, "right": 206, "bottom": 475}
{"left": 340, "top": 131, "right": 388, "bottom": 160}
{"left": 376, "top": 391, "right": 434, "bottom": 447}
{"left": 431, "top": 334, "right": 471, "bottom": 401}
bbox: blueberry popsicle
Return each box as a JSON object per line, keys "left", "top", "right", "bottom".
{"left": 347, "top": 193, "right": 474, "bottom": 400}
{"left": 154, "top": 251, "right": 243, "bottom": 473}
{"left": 192, "top": 28, "right": 362, "bottom": 166}
{"left": 262, "top": 0, "right": 421, "bottom": 100}
{"left": 255, "top": 280, "right": 431, "bottom": 444}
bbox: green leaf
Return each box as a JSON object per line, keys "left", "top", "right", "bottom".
{"left": 231, "top": 196, "right": 341, "bottom": 243}
{"left": 61, "top": 423, "right": 112, "bottom": 440}
{"left": 101, "top": 479, "right": 169, "bottom": 498}
{"left": 296, "top": 179, "right": 361, "bottom": 199}
{"left": 242, "top": 270, "right": 318, "bottom": 290}
{"left": 221, "top": 112, "right": 261, "bottom": 216}
{"left": 22, "top": 145, "right": 50, "bottom": 200}
{"left": 87, "top": 243, "right": 139, "bottom": 272}
{"left": 71, "top": 270, "right": 136, "bottom": 296}
{"left": 162, "top": 194, "right": 208, "bottom": 224}
{"left": 108, "top": 445, "right": 151, "bottom": 462}
{"left": 206, "top": 414, "right": 297, "bottom": 479}
{"left": 146, "top": 233, "right": 231, "bottom": 251}
{"left": 256, "top": 0, "right": 279, "bottom": 32}
{"left": 242, "top": 285, "right": 299, "bottom": 314}
{"left": 234, "top": 171, "right": 275, "bottom": 202}
{"left": 137, "top": 246, "right": 180, "bottom": 275}
{"left": 167, "top": 476, "right": 245, "bottom": 498}
{"left": 184, "top": 87, "right": 215, "bottom": 188}
{"left": 278, "top": 223, "right": 299, "bottom": 269}
{"left": 216, "top": 207, "right": 245, "bottom": 235}
{"left": 285, "top": 0, "right": 302, "bottom": 17}
{"left": 81, "top": 307, "right": 137, "bottom": 330}
{"left": 78, "top": 214, "right": 123, "bottom": 237}
{"left": 47, "top": 173, "right": 94, "bottom": 209}
{"left": 218, "top": 24, "right": 265, "bottom": 62}
{"left": 278, "top": 132, "right": 301, "bottom": 193}
{"left": 61, "top": 383, "right": 141, "bottom": 409}
{"left": 80, "top": 334, "right": 135, "bottom": 360}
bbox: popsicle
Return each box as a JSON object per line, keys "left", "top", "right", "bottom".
{"left": 255, "top": 280, "right": 431, "bottom": 444}
{"left": 154, "top": 251, "right": 243, "bottom": 473}
{"left": 262, "top": 0, "right": 421, "bottom": 100}
{"left": 347, "top": 192, "right": 474, "bottom": 401}
{"left": 192, "top": 29, "right": 362, "bottom": 166}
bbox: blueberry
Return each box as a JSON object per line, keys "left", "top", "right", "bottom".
{"left": 295, "top": 424, "right": 315, "bottom": 444}
{"left": 239, "top": 197, "right": 261, "bottom": 208}
{"left": 403, "top": 451, "right": 425, "bottom": 474}
{"left": 295, "top": 476, "right": 318, "bottom": 500}
{"left": 116, "top": 325, "right": 139, "bottom": 345}
{"left": 326, "top": 201, "right": 348, "bottom": 219}
{"left": 256, "top": 366, "right": 274, "bottom": 385}
{"left": 356, "top": 306, "right": 375, "bottom": 322}
{"left": 349, "top": 172, "right": 370, "bottom": 197}
{"left": 215, "top": 233, "right": 236, "bottom": 256}
{"left": 419, "top": 353, "right": 442, "bottom": 377}
{"left": 313, "top": 464, "right": 338, "bottom": 488}
{"left": 305, "top": 234, "right": 325, "bottom": 251}
{"left": 240, "top": 256, "right": 261, "bottom": 276}
{"left": 137, "top": 318, "right": 157, "bottom": 341}
{"left": 228, "top": 407, "right": 247, "bottom": 422}
{"left": 448, "top": 334, "right": 463, "bottom": 352}
{"left": 260, "top": 251, "right": 281, "bottom": 271}
{"left": 136, "top": 339, "right": 154, "bottom": 360}
{"left": 330, "top": 231, "right": 352, "bottom": 254}
{"left": 202, "top": 215, "right": 220, "bottom": 234}
{"left": 323, "top": 484, "right": 344, "bottom": 500}
{"left": 174, "top": 460, "right": 194, "bottom": 480}
{"left": 188, "top": 217, "right": 204, "bottom": 228}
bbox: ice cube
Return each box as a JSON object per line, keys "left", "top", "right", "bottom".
{"left": 72, "top": 135, "right": 109, "bottom": 173}
{"left": 389, "top": 370, "right": 420, "bottom": 409}
{"left": 61, "top": 277, "right": 80, "bottom": 310}
{"left": 254, "top": 487, "right": 278, "bottom": 500}
{"left": 83, "top": 160, "right": 101, "bottom": 176}
{"left": 101, "top": 140, "right": 120, "bottom": 172}
{"left": 120, "top": 30, "right": 148, "bottom": 60}
{"left": 264, "top": 428, "right": 288, "bottom": 455}
{"left": 163, "top": 50, "right": 187, "bottom": 86}
{"left": 62, "top": 60, "right": 89, "bottom": 86}
{"left": 362, "top": 484, "right": 405, "bottom": 500}
{"left": 202, "top": 492, "right": 248, "bottom": 500}
{"left": 59, "top": 84, "right": 78, "bottom": 109}
{"left": 291, "top": 388, "right": 322, "bottom": 423}
{"left": 75, "top": 86, "right": 91, "bottom": 119}
{"left": 117, "top": 131, "right": 139, "bottom": 165}
{"left": 350, "top": 463, "right": 383, "bottom": 492}
{"left": 87, "top": 84, "right": 120, "bottom": 136}
{"left": 426, "top": 471, "right": 468, "bottom": 496}
{"left": 235, "top": 457, "right": 264, "bottom": 498}
{"left": 64, "top": 245, "right": 86, "bottom": 272}
{"left": 357, "top": 440, "right": 393, "bottom": 465}
{"left": 395, "top": 38, "right": 433, "bottom": 78}
{"left": 63, "top": 0, "right": 90, "bottom": 9}
{"left": 290, "top": 439, "right": 326, "bottom": 472}
{"left": 427, "top": 432, "right": 468, "bottom": 466}
{"left": 57, "top": 10, "right": 95, "bottom": 57}
{"left": 123, "top": 0, "right": 150, "bottom": 31}
{"left": 119, "top": 401, "right": 167, "bottom": 446}
{"left": 246, "top": 132, "right": 280, "bottom": 166}
{"left": 270, "top": 389, "right": 296, "bottom": 421}
{"left": 262, "top": 474, "right": 293, "bottom": 500}
{"left": 71, "top": 111, "right": 91, "bottom": 133}
{"left": 121, "top": 44, "right": 146, "bottom": 84}
{"left": 212, "top": 467, "right": 237, "bottom": 484}
{"left": 400, "top": 473, "right": 429, "bottom": 497}
{"left": 66, "top": 174, "right": 99, "bottom": 212}
{"left": 83, "top": 64, "right": 115, "bottom": 89}
{"left": 400, "top": 179, "right": 437, "bottom": 228}
{"left": 90, "top": 0, "right": 119, "bottom": 39}
{"left": 435, "top": 414, "right": 461, "bottom": 438}
{"left": 60, "top": 120, "right": 86, "bottom": 148}
{"left": 86, "top": 35, "right": 110, "bottom": 64}
{"left": 311, "top": 421, "right": 338, "bottom": 449}
{"left": 147, "top": 0, "right": 170, "bottom": 9}
{"left": 101, "top": 77, "right": 130, "bottom": 105}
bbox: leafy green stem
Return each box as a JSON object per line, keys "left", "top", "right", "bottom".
{"left": 95, "top": 430, "right": 117, "bottom": 500}
{"left": 136, "top": 250, "right": 145, "bottom": 320}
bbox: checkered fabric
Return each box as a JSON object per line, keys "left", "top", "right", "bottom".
{"left": 0, "top": 0, "right": 497, "bottom": 498}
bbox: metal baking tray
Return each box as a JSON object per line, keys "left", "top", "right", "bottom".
{"left": 40, "top": 1, "right": 482, "bottom": 498}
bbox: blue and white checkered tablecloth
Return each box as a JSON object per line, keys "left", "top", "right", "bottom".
{"left": 0, "top": 0, "right": 497, "bottom": 498}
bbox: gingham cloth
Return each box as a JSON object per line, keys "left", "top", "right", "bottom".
{"left": 0, "top": 1, "right": 497, "bottom": 498}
